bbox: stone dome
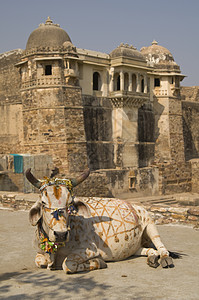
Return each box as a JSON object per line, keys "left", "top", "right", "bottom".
{"left": 140, "top": 40, "right": 180, "bottom": 70}
{"left": 26, "top": 17, "right": 71, "bottom": 50}
{"left": 110, "top": 43, "right": 146, "bottom": 62}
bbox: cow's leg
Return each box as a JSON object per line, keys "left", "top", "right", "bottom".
{"left": 135, "top": 247, "right": 159, "bottom": 268}
{"left": 144, "top": 222, "right": 174, "bottom": 268}
{"left": 62, "top": 248, "right": 107, "bottom": 274}
{"left": 63, "top": 255, "right": 107, "bottom": 274}
{"left": 35, "top": 253, "right": 48, "bottom": 268}
{"left": 35, "top": 252, "right": 55, "bottom": 269}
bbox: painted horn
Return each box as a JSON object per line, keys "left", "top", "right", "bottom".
{"left": 71, "top": 168, "right": 90, "bottom": 187}
{"left": 25, "top": 168, "right": 42, "bottom": 189}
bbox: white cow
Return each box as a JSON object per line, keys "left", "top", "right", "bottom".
{"left": 26, "top": 168, "right": 174, "bottom": 273}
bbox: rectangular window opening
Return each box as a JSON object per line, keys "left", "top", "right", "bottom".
{"left": 154, "top": 78, "right": 160, "bottom": 87}
{"left": 129, "top": 176, "right": 136, "bottom": 189}
{"left": 45, "top": 65, "right": 52, "bottom": 76}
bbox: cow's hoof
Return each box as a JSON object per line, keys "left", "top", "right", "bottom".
{"left": 160, "top": 256, "right": 174, "bottom": 268}
{"left": 35, "top": 253, "right": 48, "bottom": 268}
{"left": 96, "top": 258, "right": 107, "bottom": 269}
{"left": 147, "top": 255, "right": 159, "bottom": 268}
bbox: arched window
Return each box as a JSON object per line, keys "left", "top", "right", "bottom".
{"left": 124, "top": 73, "right": 129, "bottom": 91}
{"left": 117, "top": 75, "right": 120, "bottom": 90}
{"left": 132, "top": 74, "right": 136, "bottom": 92}
{"left": 141, "top": 78, "right": 144, "bottom": 93}
{"left": 93, "top": 72, "right": 101, "bottom": 91}
{"left": 113, "top": 73, "right": 120, "bottom": 91}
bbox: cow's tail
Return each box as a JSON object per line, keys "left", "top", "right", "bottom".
{"left": 169, "top": 251, "right": 186, "bottom": 259}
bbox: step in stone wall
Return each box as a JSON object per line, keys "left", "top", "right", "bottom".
{"left": 0, "top": 192, "right": 199, "bottom": 227}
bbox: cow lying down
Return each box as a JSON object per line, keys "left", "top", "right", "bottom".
{"left": 26, "top": 168, "right": 176, "bottom": 274}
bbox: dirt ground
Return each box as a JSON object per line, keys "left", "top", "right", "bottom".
{"left": 0, "top": 209, "right": 199, "bottom": 300}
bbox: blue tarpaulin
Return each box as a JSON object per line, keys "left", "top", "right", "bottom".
{"left": 10, "top": 154, "right": 23, "bottom": 173}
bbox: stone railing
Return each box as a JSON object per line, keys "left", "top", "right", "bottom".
{"left": 21, "top": 77, "right": 64, "bottom": 89}
{"left": 154, "top": 89, "right": 168, "bottom": 96}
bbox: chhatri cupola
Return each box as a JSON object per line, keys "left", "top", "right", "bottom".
{"left": 18, "top": 17, "right": 79, "bottom": 88}
{"left": 26, "top": 16, "right": 72, "bottom": 50}
{"left": 141, "top": 40, "right": 185, "bottom": 98}
{"left": 140, "top": 40, "right": 180, "bottom": 72}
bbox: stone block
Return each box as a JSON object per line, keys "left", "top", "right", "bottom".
{"left": 168, "top": 207, "right": 188, "bottom": 214}
{"left": 188, "top": 215, "right": 198, "bottom": 221}
{"left": 188, "top": 207, "right": 199, "bottom": 216}
{"left": 171, "top": 213, "right": 187, "bottom": 220}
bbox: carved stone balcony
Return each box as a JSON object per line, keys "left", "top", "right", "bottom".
{"left": 109, "top": 90, "right": 149, "bottom": 108}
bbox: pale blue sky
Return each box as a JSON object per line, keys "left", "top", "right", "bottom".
{"left": 0, "top": 0, "right": 198, "bottom": 86}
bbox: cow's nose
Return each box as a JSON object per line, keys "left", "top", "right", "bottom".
{"left": 54, "top": 231, "right": 68, "bottom": 242}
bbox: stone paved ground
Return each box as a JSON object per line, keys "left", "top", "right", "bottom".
{"left": 0, "top": 209, "right": 199, "bottom": 300}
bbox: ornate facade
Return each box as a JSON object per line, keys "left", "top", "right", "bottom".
{"left": 0, "top": 17, "right": 199, "bottom": 197}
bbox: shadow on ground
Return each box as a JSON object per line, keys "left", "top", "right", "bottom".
{"left": 0, "top": 270, "right": 113, "bottom": 300}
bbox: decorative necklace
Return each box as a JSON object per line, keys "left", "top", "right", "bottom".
{"left": 39, "top": 231, "right": 65, "bottom": 254}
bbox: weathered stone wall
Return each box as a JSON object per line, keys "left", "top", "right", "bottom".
{"left": 0, "top": 50, "right": 22, "bottom": 104}
{"left": 189, "top": 159, "right": 199, "bottom": 193}
{"left": 0, "top": 103, "right": 24, "bottom": 154}
{"left": 0, "top": 50, "right": 24, "bottom": 154}
{"left": 181, "top": 86, "right": 199, "bottom": 102}
{"left": 75, "top": 167, "right": 159, "bottom": 198}
{"left": 0, "top": 154, "right": 53, "bottom": 193}
{"left": 168, "top": 98, "right": 185, "bottom": 162}
{"left": 83, "top": 95, "right": 114, "bottom": 170}
{"left": 182, "top": 101, "right": 199, "bottom": 161}
{"left": 153, "top": 97, "right": 185, "bottom": 164}
{"left": 138, "top": 103, "right": 155, "bottom": 167}
{"left": 22, "top": 86, "right": 88, "bottom": 174}
{"left": 133, "top": 167, "right": 159, "bottom": 195}
{"left": 158, "top": 162, "right": 192, "bottom": 195}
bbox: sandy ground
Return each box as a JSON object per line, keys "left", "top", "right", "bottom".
{"left": 0, "top": 209, "right": 199, "bottom": 300}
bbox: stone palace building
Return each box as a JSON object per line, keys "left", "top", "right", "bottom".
{"left": 0, "top": 17, "right": 199, "bottom": 197}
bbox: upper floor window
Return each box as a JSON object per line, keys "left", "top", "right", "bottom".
{"left": 154, "top": 78, "right": 160, "bottom": 87}
{"left": 132, "top": 74, "right": 136, "bottom": 92}
{"left": 141, "top": 78, "right": 144, "bottom": 93}
{"left": 45, "top": 65, "right": 52, "bottom": 76}
{"left": 93, "top": 72, "right": 101, "bottom": 90}
{"left": 117, "top": 75, "right": 120, "bottom": 91}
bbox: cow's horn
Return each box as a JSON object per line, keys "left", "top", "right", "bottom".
{"left": 71, "top": 168, "right": 90, "bottom": 187}
{"left": 50, "top": 167, "right": 59, "bottom": 178}
{"left": 25, "top": 168, "right": 42, "bottom": 189}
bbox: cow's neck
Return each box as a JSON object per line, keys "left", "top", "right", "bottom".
{"left": 38, "top": 220, "right": 65, "bottom": 254}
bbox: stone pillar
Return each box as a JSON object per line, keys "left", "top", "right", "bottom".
{"left": 128, "top": 72, "right": 132, "bottom": 91}
{"left": 112, "top": 100, "right": 139, "bottom": 168}
{"left": 136, "top": 73, "right": 141, "bottom": 93}
{"left": 144, "top": 75, "right": 148, "bottom": 93}
{"left": 120, "top": 71, "right": 124, "bottom": 91}
{"left": 110, "top": 69, "right": 114, "bottom": 92}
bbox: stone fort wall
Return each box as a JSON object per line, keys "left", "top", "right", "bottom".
{"left": 0, "top": 50, "right": 23, "bottom": 154}
{"left": 1, "top": 50, "right": 199, "bottom": 197}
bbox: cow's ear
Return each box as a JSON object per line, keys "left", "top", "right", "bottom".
{"left": 74, "top": 200, "right": 91, "bottom": 218}
{"left": 29, "top": 201, "right": 42, "bottom": 226}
